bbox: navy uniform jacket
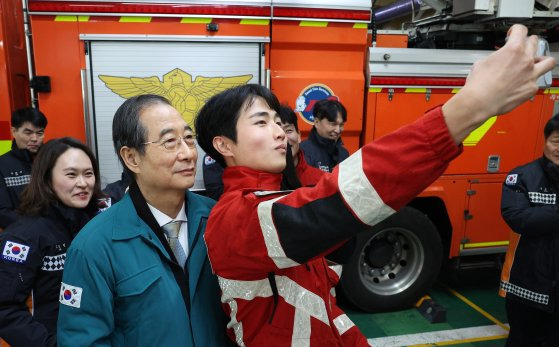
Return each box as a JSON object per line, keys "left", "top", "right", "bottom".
{"left": 300, "top": 127, "right": 349, "bottom": 173}
{"left": 0, "top": 204, "right": 92, "bottom": 346}
{"left": 500, "top": 156, "right": 559, "bottom": 312}
{"left": 202, "top": 154, "right": 224, "bottom": 201}
{"left": 0, "top": 141, "right": 33, "bottom": 228}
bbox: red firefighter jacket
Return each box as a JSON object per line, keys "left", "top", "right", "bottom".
{"left": 204, "top": 106, "right": 462, "bottom": 346}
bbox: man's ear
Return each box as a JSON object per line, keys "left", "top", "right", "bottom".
{"left": 10, "top": 127, "right": 17, "bottom": 137}
{"left": 119, "top": 146, "right": 141, "bottom": 174}
{"left": 212, "top": 136, "right": 234, "bottom": 159}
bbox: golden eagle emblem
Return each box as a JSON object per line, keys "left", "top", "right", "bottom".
{"left": 99, "top": 68, "right": 253, "bottom": 125}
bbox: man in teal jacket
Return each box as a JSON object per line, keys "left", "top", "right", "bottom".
{"left": 57, "top": 95, "right": 230, "bottom": 346}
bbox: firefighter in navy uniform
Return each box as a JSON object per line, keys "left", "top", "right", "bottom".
{"left": 300, "top": 99, "right": 349, "bottom": 173}
{"left": 0, "top": 108, "right": 48, "bottom": 229}
{"left": 500, "top": 115, "right": 559, "bottom": 346}
{"left": 0, "top": 138, "right": 103, "bottom": 347}
{"left": 202, "top": 154, "right": 225, "bottom": 201}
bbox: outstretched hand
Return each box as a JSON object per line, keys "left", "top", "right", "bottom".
{"left": 442, "top": 24, "right": 556, "bottom": 144}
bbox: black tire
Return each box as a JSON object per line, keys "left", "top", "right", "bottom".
{"left": 339, "top": 206, "right": 442, "bottom": 312}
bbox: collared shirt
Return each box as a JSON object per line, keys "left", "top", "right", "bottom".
{"left": 147, "top": 201, "right": 189, "bottom": 258}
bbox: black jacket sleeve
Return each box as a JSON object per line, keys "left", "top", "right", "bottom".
{"left": 0, "top": 175, "right": 19, "bottom": 229}
{"left": 0, "top": 232, "right": 55, "bottom": 347}
{"left": 501, "top": 171, "right": 559, "bottom": 237}
{"left": 202, "top": 156, "right": 224, "bottom": 201}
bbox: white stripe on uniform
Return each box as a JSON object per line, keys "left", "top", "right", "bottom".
{"left": 338, "top": 149, "right": 395, "bottom": 226}
{"left": 219, "top": 275, "right": 330, "bottom": 345}
{"left": 333, "top": 314, "right": 355, "bottom": 336}
{"left": 257, "top": 196, "right": 300, "bottom": 269}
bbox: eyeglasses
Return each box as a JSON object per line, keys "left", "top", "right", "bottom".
{"left": 142, "top": 134, "right": 196, "bottom": 151}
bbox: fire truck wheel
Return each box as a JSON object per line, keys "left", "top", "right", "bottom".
{"left": 339, "top": 206, "right": 442, "bottom": 312}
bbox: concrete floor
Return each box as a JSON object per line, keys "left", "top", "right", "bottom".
{"left": 341, "top": 268, "right": 508, "bottom": 347}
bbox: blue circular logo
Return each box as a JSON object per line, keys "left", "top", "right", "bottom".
{"left": 294, "top": 84, "right": 338, "bottom": 124}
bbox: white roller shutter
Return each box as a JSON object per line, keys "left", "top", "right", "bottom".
{"left": 88, "top": 40, "right": 261, "bottom": 189}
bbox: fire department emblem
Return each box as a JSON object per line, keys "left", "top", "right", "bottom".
{"left": 99, "top": 68, "right": 253, "bottom": 128}
{"left": 2, "top": 241, "right": 30, "bottom": 263}
{"left": 294, "top": 83, "right": 339, "bottom": 124}
{"left": 505, "top": 174, "right": 518, "bottom": 185}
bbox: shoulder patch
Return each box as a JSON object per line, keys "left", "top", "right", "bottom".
{"left": 505, "top": 174, "right": 518, "bottom": 185}
{"left": 42, "top": 253, "right": 66, "bottom": 271}
{"left": 2, "top": 241, "right": 30, "bottom": 263}
{"left": 60, "top": 282, "right": 83, "bottom": 308}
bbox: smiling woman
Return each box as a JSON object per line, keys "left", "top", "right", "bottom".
{"left": 0, "top": 137, "right": 105, "bottom": 347}
{"left": 51, "top": 148, "right": 96, "bottom": 209}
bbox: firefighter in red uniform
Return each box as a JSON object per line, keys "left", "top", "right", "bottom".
{"left": 194, "top": 25, "right": 555, "bottom": 346}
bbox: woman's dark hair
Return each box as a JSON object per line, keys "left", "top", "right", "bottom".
{"left": 195, "top": 84, "right": 281, "bottom": 168}
{"left": 312, "top": 99, "right": 347, "bottom": 123}
{"left": 18, "top": 137, "right": 104, "bottom": 216}
{"left": 544, "top": 114, "right": 559, "bottom": 139}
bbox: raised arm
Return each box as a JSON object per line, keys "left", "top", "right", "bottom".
{"left": 443, "top": 24, "right": 556, "bottom": 144}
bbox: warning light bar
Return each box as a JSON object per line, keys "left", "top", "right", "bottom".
{"left": 28, "top": 1, "right": 271, "bottom": 17}
{"left": 273, "top": 7, "right": 370, "bottom": 21}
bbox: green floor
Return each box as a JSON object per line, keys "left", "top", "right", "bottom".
{"left": 340, "top": 268, "right": 508, "bottom": 346}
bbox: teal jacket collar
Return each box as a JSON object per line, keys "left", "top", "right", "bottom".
{"left": 110, "top": 185, "right": 214, "bottom": 305}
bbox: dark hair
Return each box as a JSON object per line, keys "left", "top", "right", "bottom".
{"left": 112, "top": 94, "right": 171, "bottom": 180}
{"left": 11, "top": 107, "right": 48, "bottom": 129}
{"left": 195, "top": 84, "right": 281, "bottom": 168}
{"left": 312, "top": 99, "right": 347, "bottom": 123}
{"left": 278, "top": 104, "right": 299, "bottom": 132}
{"left": 18, "top": 137, "right": 104, "bottom": 216}
{"left": 544, "top": 114, "right": 559, "bottom": 139}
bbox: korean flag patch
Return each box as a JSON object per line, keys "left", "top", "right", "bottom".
{"left": 505, "top": 174, "right": 518, "bottom": 185}
{"left": 59, "top": 282, "right": 83, "bottom": 308}
{"left": 2, "top": 241, "right": 30, "bottom": 263}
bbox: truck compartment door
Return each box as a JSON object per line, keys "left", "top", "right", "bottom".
{"left": 461, "top": 181, "right": 511, "bottom": 255}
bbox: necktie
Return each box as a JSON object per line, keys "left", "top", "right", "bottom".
{"left": 162, "top": 221, "right": 186, "bottom": 269}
